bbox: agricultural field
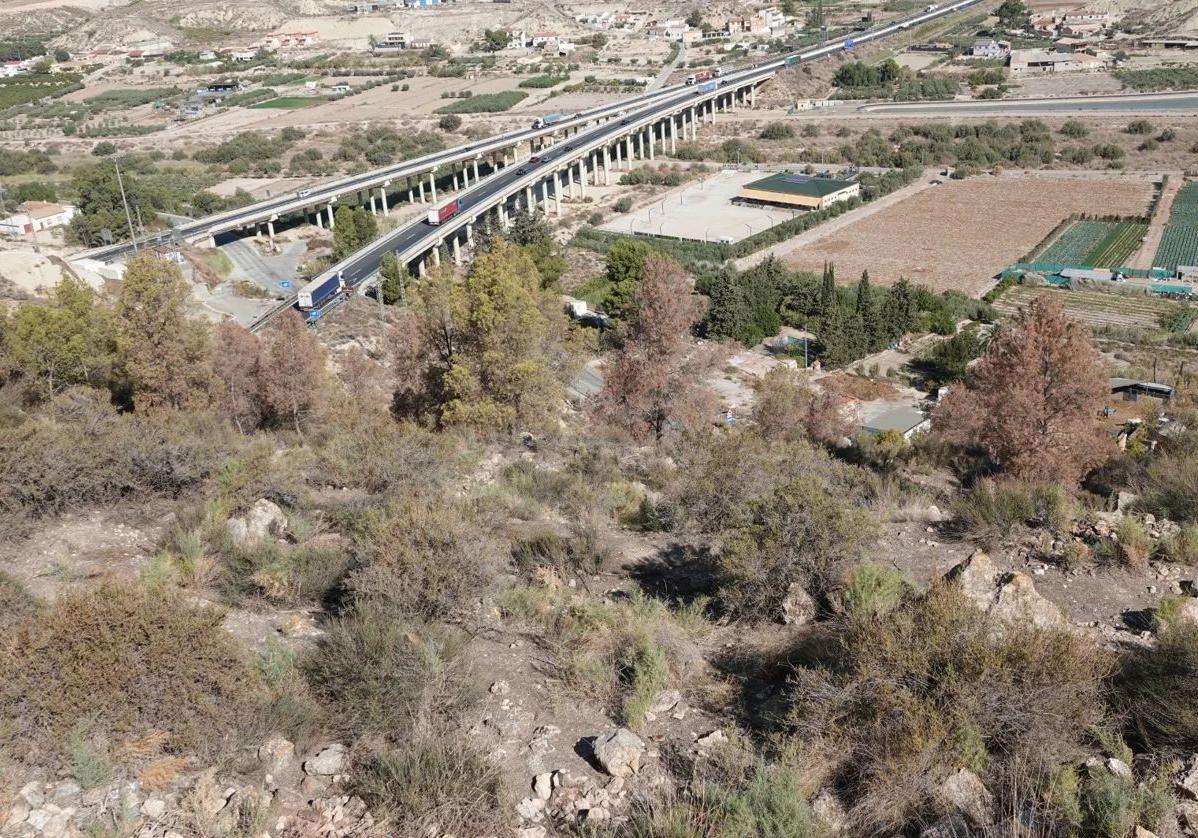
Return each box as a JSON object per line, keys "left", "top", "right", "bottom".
{"left": 435, "top": 90, "right": 529, "bottom": 114}
{"left": 1153, "top": 182, "right": 1198, "bottom": 271}
{"left": 0, "top": 72, "right": 82, "bottom": 110}
{"left": 1039, "top": 219, "right": 1147, "bottom": 268}
{"left": 993, "top": 285, "right": 1192, "bottom": 330}
{"left": 783, "top": 176, "right": 1155, "bottom": 296}
{"left": 248, "top": 97, "right": 328, "bottom": 109}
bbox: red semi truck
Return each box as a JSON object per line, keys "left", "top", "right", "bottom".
{"left": 426, "top": 198, "right": 463, "bottom": 226}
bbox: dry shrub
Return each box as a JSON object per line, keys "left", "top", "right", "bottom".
{"left": 0, "top": 392, "right": 232, "bottom": 538}
{"left": 345, "top": 496, "right": 499, "bottom": 622}
{"left": 314, "top": 416, "right": 457, "bottom": 494}
{"left": 137, "top": 756, "right": 189, "bottom": 791}
{"left": 787, "top": 584, "right": 1112, "bottom": 836}
{"left": 661, "top": 431, "right": 875, "bottom": 536}
{"left": 302, "top": 604, "right": 477, "bottom": 742}
{"left": 0, "top": 571, "right": 37, "bottom": 629}
{"left": 718, "top": 478, "right": 877, "bottom": 621}
{"left": 349, "top": 736, "right": 508, "bottom": 838}
{"left": 950, "top": 479, "right": 1075, "bottom": 546}
{"left": 0, "top": 583, "right": 259, "bottom": 769}
{"left": 1135, "top": 443, "right": 1198, "bottom": 525}
{"left": 1117, "top": 621, "right": 1198, "bottom": 753}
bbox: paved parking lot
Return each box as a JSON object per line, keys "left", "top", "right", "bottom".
{"left": 599, "top": 169, "right": 803, "bottom": 243}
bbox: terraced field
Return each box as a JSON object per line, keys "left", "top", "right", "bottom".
{"left": 1154, "top": 182, "right": 1198, "bottom": 272}
{"left": 1039, "top": 220, "right": 1148, "bottom": 268}
{"left": 994, "top": 285, "right": 1189, "bottom": 330}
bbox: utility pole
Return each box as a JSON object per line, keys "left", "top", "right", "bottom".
{"left": 114, "top": 161, "right": 138, "bottom": 251}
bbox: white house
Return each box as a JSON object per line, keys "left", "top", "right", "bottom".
{"left": 0, "top": 202, "right": 78, "bottom": 237}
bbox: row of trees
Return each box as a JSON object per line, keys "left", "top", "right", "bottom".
{"left": 696, "top": 256, "right": 991, "bottom": 367}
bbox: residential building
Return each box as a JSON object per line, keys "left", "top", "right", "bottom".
{"left": 529, "top": 32, "right": 559, "bottom": 47}
{"left": 971, "top": 37, "right": 1011, "bottom": 58}
{"left": 738, "top": 173, "right": 860, "bottom": 210}
{"left": 261, "top": 31, "right": 317, "bottom": 49}
{"left": 0, "top": 202, "right": 78, "bottom": 237}
{"left": 374, "top": 31, "right": 414, "bottom": 50}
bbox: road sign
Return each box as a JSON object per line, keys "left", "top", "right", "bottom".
{"left": 280, "top": 280, "right": 292, "bottom": 289}
{"left": 844, "top": 39, "right": 855, "bottom": 49}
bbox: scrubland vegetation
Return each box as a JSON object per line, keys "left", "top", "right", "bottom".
{"left": 4, "top": 205, "right": 1198, "bottom": 836}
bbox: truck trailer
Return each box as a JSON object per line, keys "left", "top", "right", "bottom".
{"left": 426, "top": 198, "right": 463, "bottom": 225}
{"left": 532, "top": 113, "right": 563, "bottom": 129}
{"left": 297, "top": 272, "right": 344, "bottom": 310}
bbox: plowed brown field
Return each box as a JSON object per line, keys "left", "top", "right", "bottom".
{"left": 784, "top": 175, "right": 1155, "bottom": 296}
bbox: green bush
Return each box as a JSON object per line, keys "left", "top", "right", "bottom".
{"left": 620, "top": 635, "right": 669, "bottom": 729}
{"left": 759, "top": 122, "right": 795, "bottom": 140}
{"left": 951, "top": 479, "right": 1073, "bottom": 545}
{"left": 0, "top": 583, "right": 259, "bottom": 768}
{"left": 349, "top": 737, "right": 508, "bottom": 837}
{"left": 835, "top": 561, "right": 908, "bottom": 621}
{"left": 630, "top": 749, "right": 825, "bottom": 837}
{"left": 1160, "top": 524, "right": 1198, "bottom": 564}
{"left": 1115, "top": 516, "right": 1153, "bottom": 569}
{"left": 221, "top": 540, "right": 350, "bottom": 605}
{"left": 435, "top": 91, "right": 527, "bottom": 114}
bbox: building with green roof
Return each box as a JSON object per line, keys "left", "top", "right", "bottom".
{"left": 738, "top": 172, "right": 860, "bottom": 210}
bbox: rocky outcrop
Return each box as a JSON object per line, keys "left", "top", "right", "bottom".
{"left": 945, "top": 550, "right": 1065, "bottom": 629}
{"left": 302, "top": 744, "right": 346, "bottom": 777}
{"left": 226, "top": 498, "right": 288, "bottom": 547}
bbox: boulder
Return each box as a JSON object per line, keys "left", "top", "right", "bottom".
{"left": 945, "top": 551, "right": 1065, "bottom": 630}
{"left": 695, "top": 729, "right": 728, "bottom": 749}
{"left": 812, "top": 789, "right": 849, "bottom": 834}
{"left": 649, "top": 689, "right": 682, "bottom": 714}
{"left": 937, "top": 768, "right": 994, "bottom": 828}
{"left": 781, "top": 583, "right": 818, "bottom": 626}
{"left": 1106, "top": 757, "right": 1133, "bottom": 780}
{"left": 303, "top": 744, "right": 346, "bottom": 777}
{"left": 532, "top": 772, "right": 553, "bottom": 801}
{"left": 258, "top": 736, "right": 300, "bottom": 785}
{"left": 945, "top": 550, "right": 1001, "bottom": 606}
{"left": 592, "top": 729, "right": 645, "bottom": 778}
{"left": 141, "top": 798, "right": 167, "bottom": 819}
{"left": 1134, "top": 827, "right": 1159, "bottom": 838}
{"left": 991, "top": 572, "right": 1065, "bottom": 629}
{"left": 226, "top": 499, "right": 287, "bottom": 547}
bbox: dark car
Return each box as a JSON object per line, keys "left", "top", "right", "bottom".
{"left": 619, "top": 118, "right": 630, "bottom": 125}
{"left": 517, "top": 166, "right": 529, "bottom": 174}
{"left": 529, "top": 155, "right": 542, "bottom": 163}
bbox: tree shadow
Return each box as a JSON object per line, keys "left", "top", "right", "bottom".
{"left": 627, "top": 541, "right": 721, "bottom": 607}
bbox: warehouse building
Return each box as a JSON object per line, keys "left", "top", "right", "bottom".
{"left": 737, "top": 173, "right": 860, "bottom": 211}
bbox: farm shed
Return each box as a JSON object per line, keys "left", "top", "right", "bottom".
{"left": 738, "top": 173, "right": 860, "bottom": 211}
{"left": 860, "top": 405, "right": 931, "bottom": 440}
{"left": 1109, "top": 378, "right": 1174, "bottom": 403}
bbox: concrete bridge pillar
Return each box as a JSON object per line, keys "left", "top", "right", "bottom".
{"left": 452, "top": 236, "right": 462, "bottom": 265}
{"left": 379, "top": 186, "right": 389, "bottom": 216}
{"left": 473, "top": 158, "right": 481, "bottom": 182}
{"left": 615, "top": 139, "right": 624, "bottom": 170}
{"left": 266, "top": 220, "right": 275, "bottom": 249}
{"left": 542, "top": 180, "right": 552, "bottom": 214}
{"left": 428, "top": 170, "right": 437, "bottom": 203}
{"left": 453, "top": 170, "right": 460, "bottom": 191}
{"left": 555, "top": 171, "right": 564, "bottom": 217}
{"left": 466, "top": 221, "right": 474, "bottom": 246}
{"left": 326, "top": 204, "right": 335, "bottom": 228}
{"left": 669, "top": 116, "right": 677, "bottom": 154}
{"left": 418, "top": 258, "right": 427, "bottom": 277}
{"left": 648, "top": 125, "right": 655, "bottom": 160}
{"left": 369, "top": 192, "right": 377, "bottom": 215}
{"left": 577, "top": 159, "right": 586, "bottom": 198}
{"left": 418, "top": 179, "right": 426, "bottom": 203}
{"left": 431, "top": 245, "right": 441, "bottom": 267}
{"left": 526, "top": 185, "right": 535, "bottom": 211}
{"left": 602, "top": 146, "right": 611, "bottom": 186}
